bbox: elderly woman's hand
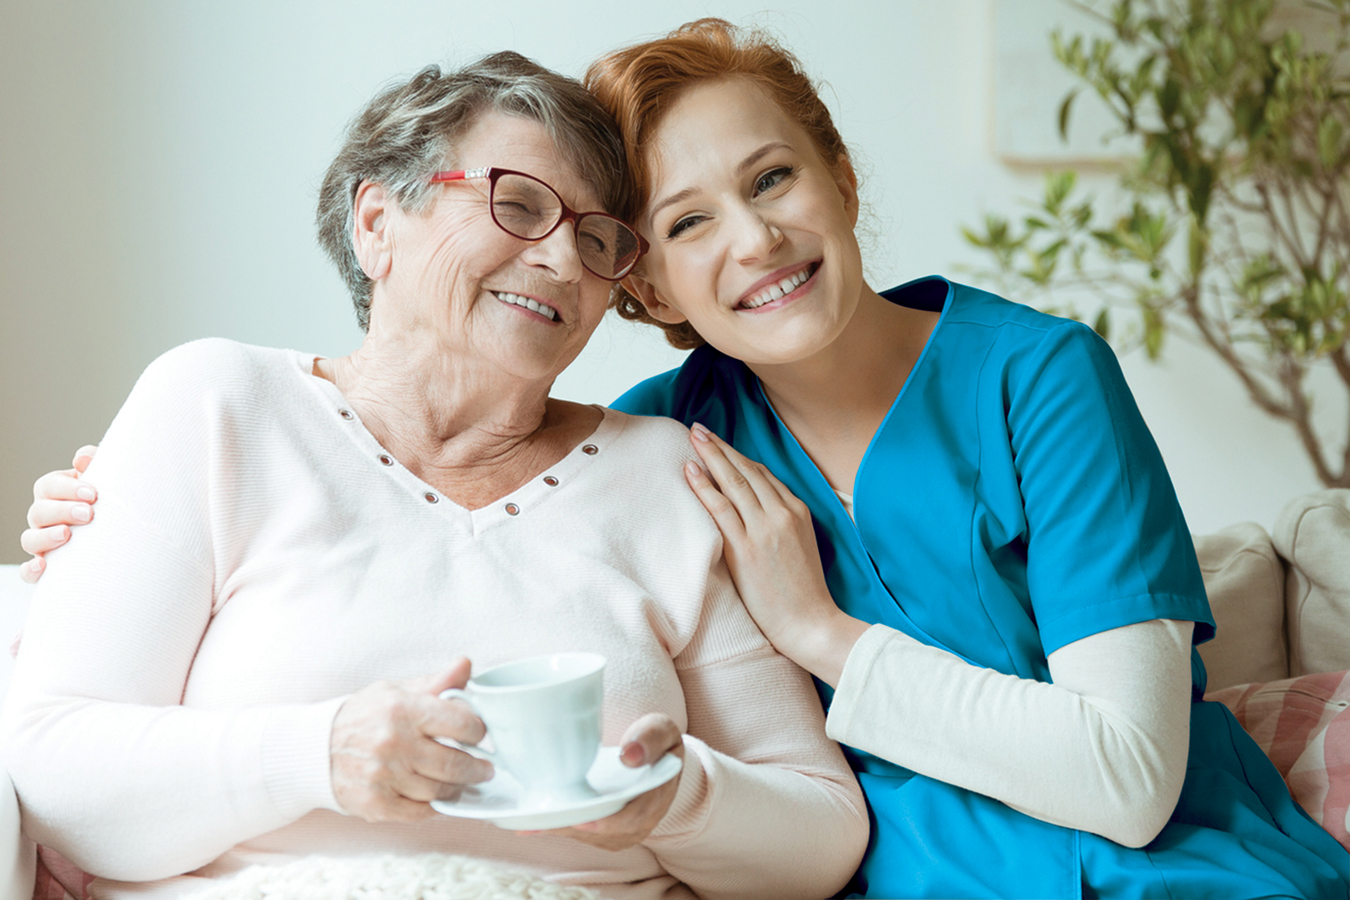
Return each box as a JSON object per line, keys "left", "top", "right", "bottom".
{"left": 19, "top": 445, "right": 99, "bottom": 583}
{"left": 330, "top": 658, "right": 496, "bottom": 822}
{"left": 529, "top": 712, "right": 685, "bottom": 851}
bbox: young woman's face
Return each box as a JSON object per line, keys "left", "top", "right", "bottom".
{"left": 628, "top": 78, "right": 864, "bottom": 367}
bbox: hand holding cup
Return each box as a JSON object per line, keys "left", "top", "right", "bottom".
{"left": 329, "top": 658, "right": 495, "bottom": 822}
{"left": 536, "top": 712, "right": 685, "bottom": 851}
{"left": 434, "top": 652, "right": 684, "bottom": 848}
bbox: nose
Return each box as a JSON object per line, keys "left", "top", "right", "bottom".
{"left": 520, "top": 219, "right": 585, "bottom": 284}
{"left": 728, "top": 203, "right": 783, "bottom": 264}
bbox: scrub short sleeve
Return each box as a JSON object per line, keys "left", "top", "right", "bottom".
{"left": 1006, "top": 322, "right": 1212, "bottom": 654}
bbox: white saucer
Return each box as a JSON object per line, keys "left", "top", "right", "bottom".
{"left": 431, "top": 745, "right": 683, "bottom": 830}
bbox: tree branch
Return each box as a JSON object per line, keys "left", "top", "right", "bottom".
{"left": 1180, "top": 282, "right": 1293, "bottom": 418}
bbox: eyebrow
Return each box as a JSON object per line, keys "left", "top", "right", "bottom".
{"left": 647, "top": 141, "right": 795, "bottom": 223}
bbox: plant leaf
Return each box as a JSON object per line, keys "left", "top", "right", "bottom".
{"left": 1059, "top": 88, "right": 1081, "bottom": 141}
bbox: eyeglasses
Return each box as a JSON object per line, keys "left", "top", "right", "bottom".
{"left": 429, "top": 167, "right": 647, "bottom": 281}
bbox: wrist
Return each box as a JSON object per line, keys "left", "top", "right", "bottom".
{"left": 777, "top": 611, "right": 869, "bottom": 688}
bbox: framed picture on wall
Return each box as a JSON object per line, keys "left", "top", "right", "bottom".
{"left": 993, "top": 0, "right": 1136, "bottom": 164}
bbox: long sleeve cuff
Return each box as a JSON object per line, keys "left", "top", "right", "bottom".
{"left": 258, "top": 695, "right": 348, "bottom": 818}
{"left": 646, "top": 735, "right": 712, "bottom": 844}
{"left": 825, "top": 623, "right": 907, "bottom": 747}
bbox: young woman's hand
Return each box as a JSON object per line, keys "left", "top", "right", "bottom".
{"left": 527, "top": 712, "right": 685, "bottom": 851}
{"left": 330, "top": 658, "right": 496, "bottom": 823}
{"left": 19, "top": 445, "right": 99, "bottom": 583}
{"left": 683, "top": 424, "right": 867, "bottom": 686}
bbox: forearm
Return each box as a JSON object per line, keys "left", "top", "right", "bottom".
{"left": 826, "top": 619, "right": 1193, "bottom": 847}
{"left": 2, "top": 690, "right": 342, "bottom": 880}
{"left": 0, "top": 504, "right": 342, "bottom": 879}
{"left": 646, "top": 648, "right": 867, "bottom": 900}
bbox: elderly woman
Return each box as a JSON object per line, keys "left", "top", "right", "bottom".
{"left": 0, "top": 53, "right": 866, "bottom": 900}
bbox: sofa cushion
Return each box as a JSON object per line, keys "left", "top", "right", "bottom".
{"left": 1206, "top": 670, "right": 1350, "bottom": 852}
{"left": 1193, "top": 523, "right": 1289, "bottom": 690}
{"left": 1273, "top": 490, "right": 1350, "bottom": 677}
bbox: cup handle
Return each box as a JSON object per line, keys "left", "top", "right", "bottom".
{"left": 437, "top": 688, "right": 498, "bottom": 765}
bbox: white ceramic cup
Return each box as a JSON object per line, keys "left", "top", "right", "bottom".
{"left": 440, "top": 652, "right": 605, "bottom": 802}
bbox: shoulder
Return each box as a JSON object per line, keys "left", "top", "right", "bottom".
{"left": 612, "top": 345, "right": 747, "bottom": 432}
{"left": 590, "top": 409, "right": 719, "bottom": 523}
{"left": 105, "top": 340, "right": 309, "bottom": 459}
{"left": 599, "top": 408, "right": 698, "bottom": 469}
{"left": 940, "top": 280, "right": 1087, "bottom": 343}
{"left": 929, "top": 282, "right": 1117, "bottom": 384}
{"left": 139, "top": 338, "right": 295, "bottom": 388}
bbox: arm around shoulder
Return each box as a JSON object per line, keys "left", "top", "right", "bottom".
{"left": 0, "top": 341, "right": 345, "bottom": 879}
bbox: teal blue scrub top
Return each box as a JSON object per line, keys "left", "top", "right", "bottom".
{"left": 614, "top": 276, "right": 1349, "bottom": 899}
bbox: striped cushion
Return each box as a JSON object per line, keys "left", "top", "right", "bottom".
{"left": 1206, "top": 670, "right": 1350, "bottom": 851}
{"left": 32, "top": 846, "right": 93, "bottom": 900}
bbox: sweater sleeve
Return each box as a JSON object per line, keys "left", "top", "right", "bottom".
{"left": 642, "top": 561, "right": 868, "bottom": 900}
{"left": 0, "top": 342, "right": 343, "bottom": 881}
{"left": 826, "top": 617, "right": 1193, "bottom": 848}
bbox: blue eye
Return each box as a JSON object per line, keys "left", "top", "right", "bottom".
{"left": 755, "top": 167, "right": 793, "bottom": 194}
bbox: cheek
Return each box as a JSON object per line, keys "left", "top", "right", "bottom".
{"left": 650, "top": 245, "right": 719, "bottom": 311}
{"left": 579, "top": 281, "right": 612, "bottom": 322}
{"left": 432, "top": 233, "right": 513, "bottom": 289}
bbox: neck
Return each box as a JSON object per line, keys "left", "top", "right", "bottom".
{"left": 314, "top": 324, "right": 584, "bottom": 505}
{"left": 748, "top": 283, "right": 925, "bottom": 430}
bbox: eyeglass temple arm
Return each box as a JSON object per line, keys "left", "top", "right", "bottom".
{"left": 428, "top": 167, "right": 490, "bottom": 183}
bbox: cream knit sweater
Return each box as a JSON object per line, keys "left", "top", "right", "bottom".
{"left": 0, "top": 339, "right": 866, "bottom": 900}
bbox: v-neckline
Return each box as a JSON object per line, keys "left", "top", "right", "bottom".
{"left": 296, "top": 350, "right": 621, "bottom": 536}
{"left": 752, "top": 276, "right": 956, "bottom": 526}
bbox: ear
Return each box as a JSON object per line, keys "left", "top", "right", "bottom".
{"left": 621, "top": 271, "right": 688, "bottom": 325}
{"left": 832, "top": 155, "right": 861, "bottom": 227}
{"left": 353, "top": 180, "right": 394, "bottom": 281}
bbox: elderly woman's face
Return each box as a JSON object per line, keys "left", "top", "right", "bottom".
{"left": 370, "top": 112, "right": 614, "bottom": 382}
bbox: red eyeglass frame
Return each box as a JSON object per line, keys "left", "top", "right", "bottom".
{"left": 428, "top": 166, "right": 648, "bottom": 281}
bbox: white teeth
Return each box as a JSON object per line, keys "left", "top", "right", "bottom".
{"left": 743, "top": 266, "right": 812, "bottom": 309}
{"left": 495, "top": 291, "right": 557, "bottom": 321}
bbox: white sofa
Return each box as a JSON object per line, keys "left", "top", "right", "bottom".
{"left": 0, "top": 568, "right": 35, "bottom": 900}
{"left": 0, "top": 489, "right": 1347, "bottom": 899}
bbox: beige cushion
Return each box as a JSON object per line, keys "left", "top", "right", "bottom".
{"left": 1193, "top": 523, "right": 1289, "bottom": 690}
{"left": 1273, "top": 489, "right": 1350, "bottom": 677}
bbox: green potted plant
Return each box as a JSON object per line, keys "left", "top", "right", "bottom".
{"left": 965, "top": 0, "right": 1350, "bottom": 485}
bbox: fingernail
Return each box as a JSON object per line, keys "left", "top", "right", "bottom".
{"left": 76, "top": 486, "right": 96, "bottom": 502}
{"left": 690, "top": 423, "right": 709, "bottom": 442}
{"left": 621, "top": 741, "right": 646, "bottom": 766}
{"left": 685, "top": 460, "right": 702, "bottom": 478}
{"left": 72, "top": 505, "right": 91, "bottom": 523}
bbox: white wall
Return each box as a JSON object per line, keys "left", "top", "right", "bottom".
{"left": 0, "top": 0, "right": 1338, "bottom": 562}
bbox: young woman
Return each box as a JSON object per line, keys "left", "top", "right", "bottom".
{"left": 585, "top": 19, "right": 1348, "bottom": 900}
{"left": 22, "top": 19, "right": 1350, "bottom": 899}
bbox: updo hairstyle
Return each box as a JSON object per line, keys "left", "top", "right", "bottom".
{"left": 585, "top": 18, "right": 854, "bottom": 350}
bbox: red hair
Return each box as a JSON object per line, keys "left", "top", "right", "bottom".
{"left": 585, "top": 18, "right": 852, "bottom": 349}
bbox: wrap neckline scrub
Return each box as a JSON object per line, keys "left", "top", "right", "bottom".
{"left": 612, "top": 275, "right": 1350, "bottom": 899}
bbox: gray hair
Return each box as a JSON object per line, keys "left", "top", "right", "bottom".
{"left": 316, "top": 52, "right": 631, "bottom": 331}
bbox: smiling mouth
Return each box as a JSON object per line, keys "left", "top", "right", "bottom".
{"left": 494, "top": 291, "right": 558, "bottom": 322}
{"left": 738, "top": 263, "right": 819, "bottom": 310}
